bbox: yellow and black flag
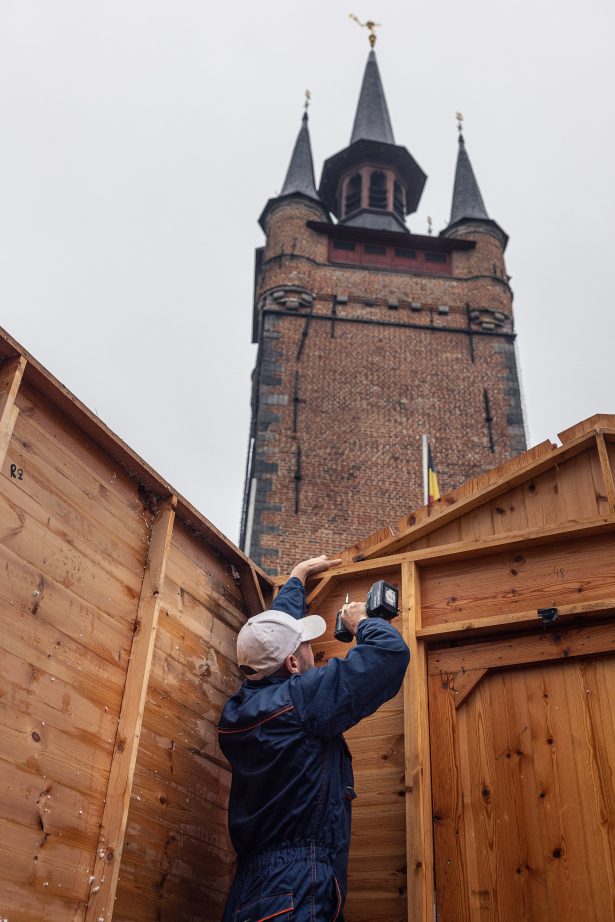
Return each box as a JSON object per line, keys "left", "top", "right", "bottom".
{"left": 422, "top": 435, "right": 440, "bottom": 505}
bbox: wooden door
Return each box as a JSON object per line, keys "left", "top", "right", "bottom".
{"left": 428, "top": 622, "right": 615, "bottom": 921}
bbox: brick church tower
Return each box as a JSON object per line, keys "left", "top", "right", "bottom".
{"left": 240, "top": 49, "right": 526, "bottom": 575}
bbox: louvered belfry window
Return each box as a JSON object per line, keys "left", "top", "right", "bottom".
{"left": 368, "top": 170, "right": 388, "bottom": 209}
{"left": 393, "top": 180, "right": 405, "bottom": 217}
{"left": 344, "top": 173, "right": 362, "bottom": 216}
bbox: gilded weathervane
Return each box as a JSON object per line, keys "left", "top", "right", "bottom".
{"left": 349, "top": 14, "right": 381, "bottom": 47}
{"left": 304, "top": 90, "right": 311, "bottom": 112}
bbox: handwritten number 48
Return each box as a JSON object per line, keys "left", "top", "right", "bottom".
{"left": 553, "top": 566, "right": 564, "bottom": 579}
{"left": 10, "top": 464, "right": 23, "bottom": 480}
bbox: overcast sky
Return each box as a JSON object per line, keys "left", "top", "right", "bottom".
{"left": 0, "top": 1, "right": 613, "bottom": 545}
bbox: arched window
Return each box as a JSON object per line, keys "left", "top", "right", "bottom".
{"left": 393, "top": 181, "right": 405, "bottom": 218}
{"left": 368, "top": 171, "right": 388, "bottom": 209}
{"left": 344, "top": 173, "right": 362, "bottom": 216}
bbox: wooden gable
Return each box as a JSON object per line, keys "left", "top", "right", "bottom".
{"left": 274, "top": 417, "right": 615, "bottom": 922}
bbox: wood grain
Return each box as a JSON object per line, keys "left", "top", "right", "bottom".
{"left": 401, "top": 561, "right": 434, "bottom": 922}
{"left": 428, "top": 672, "right": 470, "bottom": 921}
{"left": 0, "top": 355, "right": 26, "bottom": 468}
{"left": 85, "top": 498, "right": 176, "bottom": 922}
{"left": 597, "top": 433, "right": 615, "bottom": 514}
{"left": 428, "top": 620, "right": 615, "bottom": 675}
{"left": 420, "top": 532, "right": 615, "bottom": 628}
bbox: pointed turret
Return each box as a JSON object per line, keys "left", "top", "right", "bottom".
{"left": 350, "top": 50, "right": 395, "bottom": 145}
{"left": 280, "top": 111, "right": 319, "bottom": 199}
{"left": 259, "top": 111, "right": 328, "bottom": 231}
{"left": 441, "top": 131, "right": 508, "bottom": 249}
{"left": 319, "top": 50, "right": 426, "bottom": 232}
{"left": 449, "top": 134, "right": 488, "bottom": 225}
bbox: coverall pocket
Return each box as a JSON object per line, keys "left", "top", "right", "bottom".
{"left": 234, "top": 891, "right": 293, "bottom": 922}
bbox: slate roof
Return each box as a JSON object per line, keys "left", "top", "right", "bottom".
{"left": 280, "top": 111, "right": 319, "bottom": 200}
{"left": 449, "top": 135, "right": 489, "bottom": 224}
{"left": 350, "top": 50, "right": 395, "bottom": 145}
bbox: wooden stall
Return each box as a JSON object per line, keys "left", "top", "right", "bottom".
{"left": 290, "top": 414, "right": 615, "bottom": 922}
{"left": 0, "top": 327, "right": 273, "bottom": 922}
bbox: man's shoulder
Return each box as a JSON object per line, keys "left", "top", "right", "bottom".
{"left": 219, "top": 677, "right": 292, "bottom": 731}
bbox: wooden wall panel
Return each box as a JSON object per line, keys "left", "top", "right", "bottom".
{"left": 113, "top": 524, "right": 247, "bottom": 922}
{"left": 429, "top": 646, "right": 615, "bottom": 921}
{"left": 0, "top": 384, "right": 151, "bottom": 920}
{"left": 420, "top": 533, "right": 615, "bottom": 628}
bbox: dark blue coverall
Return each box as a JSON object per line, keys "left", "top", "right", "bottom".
{"left": 218, "top": 577, "right": 410, "bottom": 922}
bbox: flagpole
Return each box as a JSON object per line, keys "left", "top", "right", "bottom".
{"left": 422, "top": 434, "right": 429, "bottom": 506}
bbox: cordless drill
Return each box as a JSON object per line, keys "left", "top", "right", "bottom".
{"left": 334, "top": 580, "right": 399, "bottom": 643}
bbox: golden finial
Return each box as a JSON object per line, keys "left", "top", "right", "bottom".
{"left": 304, "top": 90, "right": 311, "bottom": 112}
{"left": 427, "top": 216, "right": 433, "bottom": 236}
{"left": 456, "top": 111, "right": 464, "bottom": 141}
{"left": 349, "top": 14, "right": 381, "bottom": 47}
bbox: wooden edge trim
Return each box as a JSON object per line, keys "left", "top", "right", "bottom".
{"left": 417, "top": 599, "right": 615, "bottom": 642}
{"left": 85, "top": 498, "right": 176, "bottom": 922}
{"left": 238, "top": 564, "right": 266, "bottom": 618}
{"left": 0, "top": 356, "right": 26, "bottom": 471}
{"left": 306, "top": 574, "right": 338, "bottom": 615}
{"left": 0, "top": 327, "right": 271, "bottom": 588}
{"left": 596, "top": 433, "right": 615, "bottom": 514}
{"left": 402, "top": 561, "right": 435, "bottom": 922}
{"left": 360, "top": 429, "right": 602, "bottom": 560}
{"left": 453, "top": 668, "right": 489, "bottom": 709}
{"left": 298, "top": 516, "right": 615, "bottom": 591}
{"left": 428, "top": 618, "right": 615, "bottom": 675}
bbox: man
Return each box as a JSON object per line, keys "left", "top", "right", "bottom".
{"left": 218, "top": 555, "right": 410, "bottom": 922}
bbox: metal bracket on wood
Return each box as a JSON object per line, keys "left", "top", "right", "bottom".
{"left": 538, "top": 607, "right": 558, "bottom": 624}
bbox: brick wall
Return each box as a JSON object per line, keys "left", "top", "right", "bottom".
{"left": 242, "top": 197, "right": 526, "bottom": 575}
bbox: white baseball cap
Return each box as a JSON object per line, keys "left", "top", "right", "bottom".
{"left": 237, "top": 610, "right": 326, "bottom": 681}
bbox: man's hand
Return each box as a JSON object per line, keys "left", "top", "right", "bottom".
{"left": 341, "top": 602, "right": 368, "bottom": 638}
{"left": 290, "top": 554, "right": 342, "bottom": 585}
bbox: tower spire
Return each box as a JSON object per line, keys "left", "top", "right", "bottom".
{"left": 280, "top": 108, "right": 319, "bottom": 200}
{"left": 449, "top": 128, "right": 489, "bottom": 225}
{"left": 350, "top": 49, "right": 395, "bottom": 145}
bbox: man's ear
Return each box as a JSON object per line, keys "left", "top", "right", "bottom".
{"left": 285, "top": 652, "right": 300, "bottom": 674}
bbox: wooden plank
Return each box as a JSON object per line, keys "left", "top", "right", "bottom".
{"left": 360, "top": 431, "right": 599, "bottom": 560}
{"left": 237, "top": 564, "right": 266, "bottom": 617}
{"left": 486, "top": 668, "right": 550, "bottom": 919}
{"left": 305, "top": 572, "right": 338, "bottom": 614}
{"left": 428, "top": 620, "right": 615, "bottom": 675}
{"left": 417, "top": 598, "right": 615, "bottom": 641}
{"left": 525, "top": 661, "right": 597, "bottom": 918}
{"left": 0, "top": 327, "right": 271, "bottom": 588}
{"left": 558, "top": 414, "right": 615, "bottom": 444}
{"left": 456, "top": 674, "right": 505, "bottom": 921}
{"left": 303, "top": 516, "right": 615, "bottom": 602}
{"left": 563, "top": 657, "right": 615, "bottom": 916}
{"left": 420, "top": 532, "right": 615, "bottom": 629}
{"left": 401, "top": 561, "right": 434, "bottom": 922}
{"left": 336, "top": 524, "right": 396, "bottom": 566}
{"left": 85, "top": 497, "right": 176, "bottom": 922}
{"left": 597, "top": 433, "right": 615, "bottom": 514}
{"left": 0, "top": 355, "right": 26, "bottom": 469}
{"left": 428, "top": 672, "right": 470, "bottom": 921}
{"left": 452, "top": 667, "right": 488, "bottom": 709}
